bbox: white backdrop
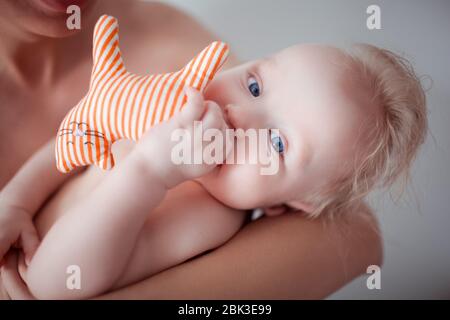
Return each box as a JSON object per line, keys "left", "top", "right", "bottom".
{"left": 157, "top": 0, "right": 450, "bottom": 299}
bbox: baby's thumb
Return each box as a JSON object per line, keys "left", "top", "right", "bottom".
{"left": 20, "top": 221, "right": 40, "bottom": 266}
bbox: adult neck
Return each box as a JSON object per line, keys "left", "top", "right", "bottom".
{"left": 0, "top": 0, "right": 125, "bottom": 89}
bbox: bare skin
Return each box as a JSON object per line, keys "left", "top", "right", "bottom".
{"left": 0, "top": 0, "right": 235, "bottom": 185}
{"left": 2, "top": 199, "right": 382, "bottom": 299}
{"left": 0, "top": 0, "right": 382, "bottom": 299}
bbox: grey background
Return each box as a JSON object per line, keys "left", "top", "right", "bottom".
{"left": 158, "top": 0, "right": 450, "bottom": 299}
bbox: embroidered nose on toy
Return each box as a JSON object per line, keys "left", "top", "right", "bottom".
{"left": 74, "top": 128, "right": 85, "bottom": 137}
{"left": 55, "top": 14, "right": 229, "bottom": 173}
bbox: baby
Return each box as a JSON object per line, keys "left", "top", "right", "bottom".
{"left": 0, "top": 41, "right": 427, "bottom": 299}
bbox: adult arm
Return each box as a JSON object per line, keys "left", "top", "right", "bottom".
{"left": 98, "top": 201, "right": 383, "bottom": 299}
{"left": 0, "top": 139, "right": 84, "bottom": 265}
{"left": 0, "top": 139, "right": 83, "bottom": 216}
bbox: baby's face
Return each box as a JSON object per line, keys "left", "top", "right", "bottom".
{"left": 198, "top": 44, "right": 377, "bottom": 214}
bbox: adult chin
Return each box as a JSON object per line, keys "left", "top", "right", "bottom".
{"left": 1, "top": 0, "right": 98, "bottom": 39}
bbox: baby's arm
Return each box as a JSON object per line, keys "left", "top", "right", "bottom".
{"left": 25, "top": 144, "right": 168, "bottom": 299}
{"left": 25, "top": 89, "right": 230, "bottom": 299}
{"left": 0, "top": 139, "right": 83, "bottom": 265}
{"left": 110, "top": 180, "right": 247, "bottom": 290}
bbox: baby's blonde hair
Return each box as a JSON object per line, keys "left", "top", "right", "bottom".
{"left": 304, "top": 43, "right": 428, "bottom": 218}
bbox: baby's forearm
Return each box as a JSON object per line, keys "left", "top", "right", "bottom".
{"left": 25, "top": 148, "right": 168, "bottom": 299}
{"left": 0, "top": 139, "right": 82, "bottom": 216}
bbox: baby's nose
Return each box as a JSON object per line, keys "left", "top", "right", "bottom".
{"left": 224, "top": 103, "right": 239, "bottom": 115}
{"left": 225, "top": 103, "right": 265, "bottom": 131}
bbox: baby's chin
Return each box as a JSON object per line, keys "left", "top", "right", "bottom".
{"left": 196, "top": 164, "right": 261, "bottom": 210}
{"left": 196, "top": 163, "right": 226, "bottom": 193}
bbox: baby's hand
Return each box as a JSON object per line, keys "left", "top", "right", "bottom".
{"left": 134, "top": 87, "right": 231, "bottom": 189}
{"left": 0, "top": 199, "right": 40, "bottom": 267}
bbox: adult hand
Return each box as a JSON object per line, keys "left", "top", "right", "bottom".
{"left": 1, "top": 250, "right": 35, "bottom": 300}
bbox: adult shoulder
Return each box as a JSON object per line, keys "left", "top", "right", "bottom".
{"left": 121, "top": 1, "right": 239, "bottom": 71}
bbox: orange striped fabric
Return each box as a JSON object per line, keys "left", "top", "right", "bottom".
{"left": 56, "top": 15, "right": 229, "bottom": 173}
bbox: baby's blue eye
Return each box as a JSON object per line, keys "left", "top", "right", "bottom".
{"left": 270, "top": 130, "right": 284, "bottom": 154}
{"left": 247, "top": 77, "right": 260, "bottom": 97}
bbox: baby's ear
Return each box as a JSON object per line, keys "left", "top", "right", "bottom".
{"left": 264, "top": 200, "right": 316, "bottom": 217}
{"left": 286, "top": 200, "right": 316, "bottom": 214}
{"left": 264, "top": 204, "right": 289, "bottom": 217}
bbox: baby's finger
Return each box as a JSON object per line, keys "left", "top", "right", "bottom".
{"left": 201, "top": 101, "right": 223, "bottom": 130}
{"left": 179, "top": 87, "right": 205, "bottom": 123}
{"left": 20, "top": 221, "right": 40, "bottom": 266}
{"left": 17, "top": 251, "right": 28, "bottom": 283}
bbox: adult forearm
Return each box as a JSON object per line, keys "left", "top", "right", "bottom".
{"left": 98, "top": 202, "right": 382, "bottom": 299}
{"left": 0, "top": 139, "right": 82, "bottom": 216}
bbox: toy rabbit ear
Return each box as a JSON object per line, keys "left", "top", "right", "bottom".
{"left": 91, "top": 15, "right": 125, "bottom": 85}
{"left": 182, "top": 41, "right": 229, "bottom": 92}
